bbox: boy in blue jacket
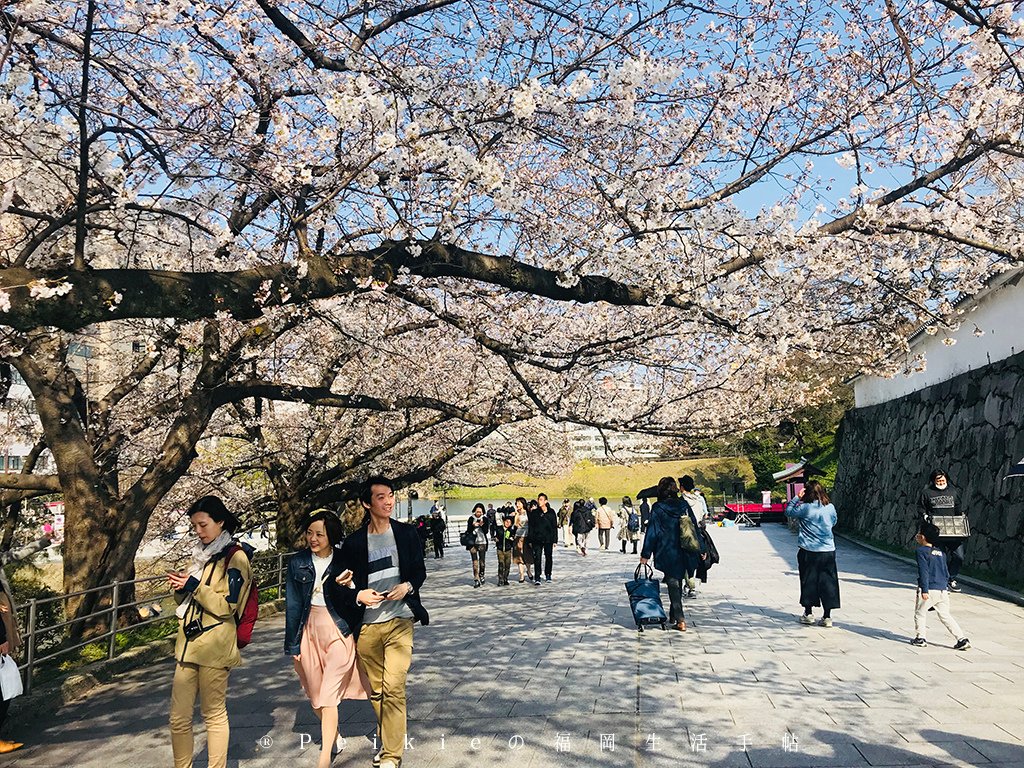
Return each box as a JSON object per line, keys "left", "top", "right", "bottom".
{"left": 911, "top": 522, "right": 970, "bottom": 650}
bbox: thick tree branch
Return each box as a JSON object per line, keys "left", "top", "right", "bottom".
{"left": 254, "top": 0, "right": 352, "bottom": 71}
{"left": 0, "top": 474, "right": 61, "bottom": 492}
{"left": 296, "top": 412, "right": 452, "bottom": 496}
{"left": 0, "top": 241, "right": 699, "bottom": 330}
{"left": 74, "top": 0, "right": 97, "bottom": 271}
{"left": 213, "top": 381, "right": 498, "bottom": 426}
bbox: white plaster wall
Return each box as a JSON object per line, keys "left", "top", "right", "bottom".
{"left": 854, "top": 272, "right": 1024, "bottom": 408}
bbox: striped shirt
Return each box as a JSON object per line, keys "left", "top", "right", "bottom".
{"left": 364, "top": 526, "right": 413, "bottom": 624}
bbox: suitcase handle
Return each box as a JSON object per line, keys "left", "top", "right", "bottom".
{"left": 633, "top": 562, "right": 654, "bottom": 580}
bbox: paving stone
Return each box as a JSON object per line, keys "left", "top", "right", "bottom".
{"left": 8, "top": 524, "right": 1024, "bottom": 768}
{"left": 854, "top": 740, "right": 989, "bottom": 766}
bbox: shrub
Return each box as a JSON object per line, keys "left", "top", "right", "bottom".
{"left": 6, "top": 567, "right": 64, "bottom": 655}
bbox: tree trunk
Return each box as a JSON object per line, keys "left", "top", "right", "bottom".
{"left": 61, "top": 493, "right": 147, "bottom": 642}
{"left": 275, "top": 496, "right": 309, "bottom": 552}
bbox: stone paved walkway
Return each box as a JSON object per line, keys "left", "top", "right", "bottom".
{"left": 5, "top": 523, "right": 1024, "bottom": 768}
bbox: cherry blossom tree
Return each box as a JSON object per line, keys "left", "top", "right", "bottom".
{"left": 1, "top": 0, "right": 1023, "bottom": 629}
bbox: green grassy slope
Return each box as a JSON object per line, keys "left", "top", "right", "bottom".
{"left": 443, "top": 456, "right": 754, "bottom": 501}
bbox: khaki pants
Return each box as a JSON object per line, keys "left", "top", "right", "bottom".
{"left": 169, "top": 662, "right": 230, "bottom": 768}
{"left": 357, "top": 618, "right": 414, "bottom": 764}
{"left": 914, "top": 589, "right": 964, "bottom": 641}
{"left": 496, "top": 549, "right": 512, "bottom": 583}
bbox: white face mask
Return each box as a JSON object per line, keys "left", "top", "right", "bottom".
{"left": 934, "top": 477, "right": 948, "bottom": 489}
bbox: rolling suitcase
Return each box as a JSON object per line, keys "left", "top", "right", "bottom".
{"left": 625, "top": 563, "right": 667, "bottom": 631}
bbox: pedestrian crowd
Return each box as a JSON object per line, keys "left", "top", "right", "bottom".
{"left": 454, "top": 477, "right": 722, "bottom": 638}
{"left": 452, "top": 491, "right": 666, "bottom": 588}
{"left": 0, "top": 467, "right": 975, "bottom": 768}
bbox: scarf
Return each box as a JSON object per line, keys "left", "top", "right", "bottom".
{"left": 175, "top": 531, "right": 234, "bottom": 619}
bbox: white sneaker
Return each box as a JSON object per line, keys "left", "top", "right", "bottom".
{"left": 379, "top": 761, "right": 400, "bottom": 768}
{"left": 334, "top": 735, "right": 346, "bottom": 753}
{"left": 818, "top": 617, "right": 833, "bottom": 628}
{"left": 799, "top": 614, "right": 815, "bottom": 625}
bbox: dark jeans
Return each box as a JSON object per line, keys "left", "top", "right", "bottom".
{"left": 664, "top": 577, "right": 685, "bottom": 624}
{"left": 531, "top": 542, "right": 553, "bottom": 580}
{"left": 496, "top": 549, "right": 512, "bottom": 583}
{"left": 432, "top": 535, "right": 444, "bottom": 558}
{"left": 940, "top": 539, "right": 965, "bottom": 579}
{"left": 470, "top": 546, "right": 486, "bottom": 579}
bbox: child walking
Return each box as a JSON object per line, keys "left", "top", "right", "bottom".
{"left": 494, "top": 516, "right": 517, "bottom": 585}
{"left": 911, "top": 522, "right": 970, "bottom": 650}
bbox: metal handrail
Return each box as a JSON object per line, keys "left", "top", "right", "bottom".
{"left": 14, "top": 550, "right": 293, "bottom": 694}
{"left": 25, "top": 573, "right": 169, "bottom": 608}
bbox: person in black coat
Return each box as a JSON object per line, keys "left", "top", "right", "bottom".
{"left": 527, "top": 493, "right": 559, "bottom": 584}
{"left": 336, "top": 477, "right": 428, "bottom": 768}
{"left": 493, "top": 517, "right": 517, "bottom": 585}
{"left": 639, "top": 497, "right": 651, "bottom": 532}
{"left": 570, "top": 500, "right": 594, "bottom": 555}
{"left": 464, "top": 504, "right": 491, "bottom": 587}
{"left": 429, "top": 511, "right": 446, "bottom": 559}
{"left": 917, "top": 469, "right": 967, "bottom": 591}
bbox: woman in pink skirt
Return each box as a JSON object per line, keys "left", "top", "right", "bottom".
{"left": 285, "top": 511, "right": 370, "bottom": 768}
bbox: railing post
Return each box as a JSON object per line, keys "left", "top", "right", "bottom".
{"left": 276, "top": 553, "right": 283, "bottom": 599}
{"left": 108, "top": 581, "right": 120, "bottom": 660}
{"left": 25, "top": 598, "right": 37, "bottom": 695}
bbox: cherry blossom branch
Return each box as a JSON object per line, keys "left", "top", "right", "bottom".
{"left": 73, "top": 0, "right": 97, "bottom": 271}
{"left": 212, "top": 381, "right": 501, "bottom": 426}
{"left": 307, "top": 419, "right": 513, "bottom": 507}
{"left": 882, "top": 224, "right": 1018, "bottom": 261}
{"left": 818, "top": 136, "right": 1014, "bottom": 236}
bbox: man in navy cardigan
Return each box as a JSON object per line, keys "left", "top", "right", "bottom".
{"left": 338, "top": 477, "right": 428, "bottom": 768}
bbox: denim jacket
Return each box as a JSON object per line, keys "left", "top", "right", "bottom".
{"left": 284, "top": 548, "right": 352, "bottom": 655}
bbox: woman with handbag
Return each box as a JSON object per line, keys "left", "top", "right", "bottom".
{"left": 465, "top": 504, "right": 491, "bottom": 587}
{"left": 167, "top": 496, "right": 252, "bottom": 768}
{"left": 285, "top": 511, "right": 370, "bottom": 768}
{"left": 639, "top": 477, "right": 705, "bottom": 632}
{"left": 0, "top": 536, "right": 50, "bottom": 753}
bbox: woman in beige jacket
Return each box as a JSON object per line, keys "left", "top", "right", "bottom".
{"left": 168, "top": 496, "right": 252, "bottom": 768}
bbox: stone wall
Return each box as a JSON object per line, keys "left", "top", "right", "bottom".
{"left": 833, "top": 350, "right": 1024, "bottom": 584}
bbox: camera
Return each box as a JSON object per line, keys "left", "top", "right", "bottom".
{"left": 183, "top": 619, "right": 205, "bottom": 640}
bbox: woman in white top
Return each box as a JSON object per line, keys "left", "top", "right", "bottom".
{"left": 284, "top": 511, "right": 370, "bottom": 768}
{"left": 511, "top": 497, "right": 534, "bottom": 583}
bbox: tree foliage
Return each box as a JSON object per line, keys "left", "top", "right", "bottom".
{"left": 0, "top": 0, "right": 1022, "bottom": 626}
